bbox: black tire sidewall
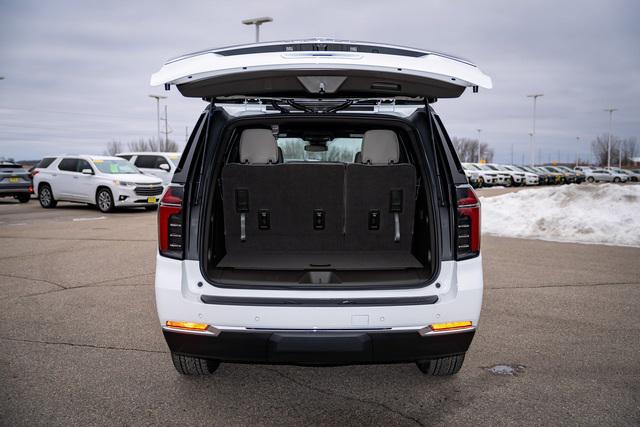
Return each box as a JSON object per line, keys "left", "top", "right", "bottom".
{"left": 38, "top": 185, "right": 55, "bottom": 208}
{"left": 96, "top": 188, "right": 114, "bottom": 213}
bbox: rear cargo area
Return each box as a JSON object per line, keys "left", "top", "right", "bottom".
{"left": 202, "top": 118, "right": 437, "bottom": 287}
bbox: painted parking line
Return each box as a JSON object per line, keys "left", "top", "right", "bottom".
{"left": 72, "top": 216, "right": 107, "bottom": 222}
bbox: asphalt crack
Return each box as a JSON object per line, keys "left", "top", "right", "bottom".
{"left": 0, "top": 273, "right": 67, "bottom": 289}
{"left": 0, "top": 281, "right": 152, "bottom": 301}
{"left": 0, "top": 336, "right": 167, "bottom": 354}
{"left": 262, "top": 366, "right": 426, "bottom": 426}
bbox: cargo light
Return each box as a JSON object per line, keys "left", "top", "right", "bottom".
{"left": 166, "top": 320, "right": 209, "bottom": 331}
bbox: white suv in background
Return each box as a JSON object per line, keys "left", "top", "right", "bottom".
{"left": 116, "top": 152, "right": 181, "bottom": 185}
{"left": 33, "top": 155, "right": 164, "bottom": 212}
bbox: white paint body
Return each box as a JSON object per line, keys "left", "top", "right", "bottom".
{"left": 33, "top": 155, "right": 163, "bottom": 207}
{"left": 155, "top": 256, "right": 483, "bottom": 332}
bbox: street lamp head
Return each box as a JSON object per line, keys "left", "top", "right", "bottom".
{"left": 526, "top": 93, "right": 544, "bottom": 98}
{"left": 149, "top": 94, "right": 167, "bottom": 100}
{"left": 242, "top": 17, "right": 273, "bottom": 26}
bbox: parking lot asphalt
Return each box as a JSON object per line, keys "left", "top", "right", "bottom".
{"left": 1, "top": 199, "right": 639, "bottom": 426}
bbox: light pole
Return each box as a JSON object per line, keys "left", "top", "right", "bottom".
{"left": 619, "top": 139, "right": 624, "bottom": 168}
{"left": 149, "top": 94, "right": 167, "bottom": 142}
{"left": 527, "top": 94, "right": 543, "bottom": 167}
{"left": 476, "top": 129, "right": 482, "bottom": 162}
{"left": 604, "top": 108, "right": 617, "bottom": 168}
{"left": 242, "top": 17, "right": 273, "bottom": 43}
{"left": 575, "top": 136, "right": 580, "bottom": 167}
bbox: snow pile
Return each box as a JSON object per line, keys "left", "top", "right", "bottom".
{"left": 480, "top": 184, "right": 640, "bottom": 247}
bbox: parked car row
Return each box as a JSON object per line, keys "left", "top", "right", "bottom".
{"left": 0, "top": 161, "right": 33, "bottom": 203}
{"left": 462, "top": 162, "right": 638, "bottom": 188}
{"left": 4, "top": 152, "right": 181, "bottom": 212}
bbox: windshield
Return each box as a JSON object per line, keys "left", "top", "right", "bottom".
{"left": 92, "top": 158, "right": 139, "bottom": 174}
{"left": 478, "top": 164, "right": 495, "bottom": 171}
{"left": 485, "top": 165, "right": 502, "bottom": 171}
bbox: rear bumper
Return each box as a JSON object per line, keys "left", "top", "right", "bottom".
{"left": 0, "top": 184, "right": 32, "bottom": 196}
{"left": 163, "top": 328, "right": 475, "bottom": 365}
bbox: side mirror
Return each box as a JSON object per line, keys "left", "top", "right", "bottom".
{"left": 159, "top": 163, "right": 171, "bottom": 171}
{"left": 81, "top": 168, "right": 94, "bottom": 175}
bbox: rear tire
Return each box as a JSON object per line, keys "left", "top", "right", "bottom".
{"left": 171, "top": 352, "right": 220, "bottom": 375}
{"left": 17, "top": 194, "right": 31, "bottom": 203}
{"left": 38, "top": 184, "right": 57, "bottom": 208}
{"left": 587, "top": 176, "right": 595, "bottom": 183}
{"left": 416, "top": 353, "right": 466, "bottom": 376}
{"left": 613, "top": 177, "right": 621, "bottom": 183}
{"left": 96, "top": 188, "right": 114, "bottom": 213}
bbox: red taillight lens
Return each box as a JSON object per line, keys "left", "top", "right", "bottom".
{"left": 158, "top": 185, "right": 184, "bottom": 259}
{"left": 455, "top": 185, "right": 481, "bottom": 260}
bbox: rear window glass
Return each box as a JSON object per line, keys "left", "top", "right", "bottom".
{"left": 36, "top": 157, "right": 55, "bottom": 169}
{"left": 277, "top": 138, "right": 362, "bottom": 163}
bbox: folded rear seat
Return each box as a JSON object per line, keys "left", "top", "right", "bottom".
{"left": 221, "top": 129, "right": 344, "bottom": 254}
{"left": 346, "top": 130, "right": 416, "bottom": 252}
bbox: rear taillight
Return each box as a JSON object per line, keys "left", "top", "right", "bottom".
{"left": 455, "top": 184, "right": 480, "bottom": 260}
{"left": 158, "top": 184, "right": 184, "bottom": 259}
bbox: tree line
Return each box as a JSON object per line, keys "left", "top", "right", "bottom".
{"left": 104, "top": 138, "right": 179, "bottom": 155}
{"left": 591, "top": 134, "right": 637, "bottom": 166}
{"left": 451, "top": 137, "right": 495, "bottom": 163}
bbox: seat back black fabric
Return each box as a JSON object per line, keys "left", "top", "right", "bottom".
{"left": 345, "top": 163, "right": 416, "bottom": 251}
{"left": 221, "top": 163, "right": 345, "bottom": 253}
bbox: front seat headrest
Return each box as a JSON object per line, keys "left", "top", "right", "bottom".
{"left": 239, "top": 129, "right": 278, "bottom": 164}
{"left": 361, "top": 130, "right": 400, "bottom": 164}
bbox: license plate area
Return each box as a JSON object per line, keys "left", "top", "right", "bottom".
{"left": 9, "top": 177, "right": 19, "bottom": 183}
{"left": 268, "top": 332, "right": 372, "bottom": 363}
{"left": 147, "top": 197, "right": 157, "bottom": 203}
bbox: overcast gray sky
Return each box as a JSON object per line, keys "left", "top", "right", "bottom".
{"left": 1, "top": 0, "right": 638, "bottom": 163}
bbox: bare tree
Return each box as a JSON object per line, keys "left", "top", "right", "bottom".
{"left": 591, "top": 134, "right": 638, "bottom": 166}
{"left": 125, "top": 138, "right": 180, "bottom": 153}
{"left": 104, "top": 140, "right": 123, "bottom": 156}
{"left": 451, "top": 137, "right": 494, "bottom": 163}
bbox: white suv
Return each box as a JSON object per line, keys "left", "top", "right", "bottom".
{"left": 151, "top": 39, "right": 491, "bottom": 376}
{"left": 34, "top": 155, "right": 164, "bottom": 212}
{"left": 116, "top": 152, "right": 181, "bottom": 185}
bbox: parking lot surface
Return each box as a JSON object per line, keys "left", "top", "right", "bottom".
{"left": 1, "top": 200, "right": 639, "bottom": 426}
